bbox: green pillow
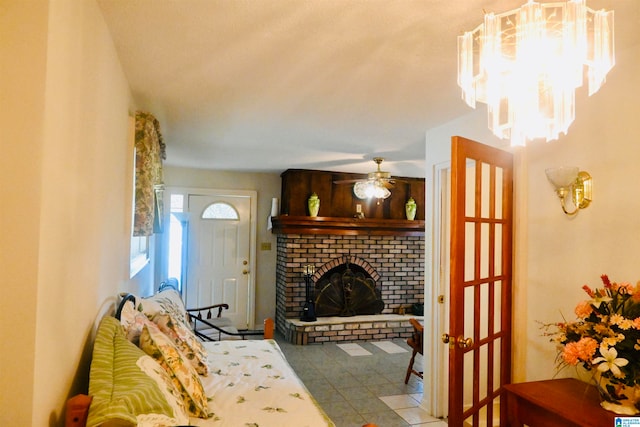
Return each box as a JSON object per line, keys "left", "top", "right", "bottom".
{"left": 86, "top": 316, "right": 188, "bottom": 426}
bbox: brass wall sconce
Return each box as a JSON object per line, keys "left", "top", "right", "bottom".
{"left": 545, "top": 167, "right": 592, "bottom": 216}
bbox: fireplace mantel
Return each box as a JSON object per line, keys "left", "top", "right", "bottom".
{"left": 271, "top": 215, "right": 425, "bottom": 236}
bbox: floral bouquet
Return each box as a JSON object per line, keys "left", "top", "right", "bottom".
{"left": 544, "top": 274, "right": 640, "bottom": 414}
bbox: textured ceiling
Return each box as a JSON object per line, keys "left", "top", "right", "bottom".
{"left": 98, "top": 0, "right": 636, "bottom": 177}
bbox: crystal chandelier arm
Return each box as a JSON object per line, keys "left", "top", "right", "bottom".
{"left": 457, "top": 32, "right": 476, "bottom": 108}
{"left": 588, "top": 9, "right": 615, "bottom": 95}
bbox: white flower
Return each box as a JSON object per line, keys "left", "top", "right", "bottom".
{"left": 590, "top": 294, "right": 612, "bottom": 309}
{"left": 593, "top": 346, "right": 629, "bottom": 378}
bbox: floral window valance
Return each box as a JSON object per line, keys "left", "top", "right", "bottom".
{"left": 133, "top": 111, "right": 166, "bottom": 236}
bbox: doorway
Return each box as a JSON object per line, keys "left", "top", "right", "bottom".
{"left": 161, "top": 187, "right": 257, "bottom": 330}
{"left": 428, "top": 137, "right": 514, "bottom": 426}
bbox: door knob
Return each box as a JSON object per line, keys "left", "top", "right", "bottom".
{"left": 457, "top": 336, "right": 473, "bottom": 349}
{"left": 242, "top": 269, "right": 249, "bottom": 275}
{"left": 442, "top": 333, "right": 457, "bottom": 348}
{"left": 442, "top": 333, "right": 473, "bottom": 349}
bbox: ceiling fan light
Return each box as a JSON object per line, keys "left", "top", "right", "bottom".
{"left": 354, "top": 181, "right": 391, "bottom": 200}
{"left": 364, "top": 183, "right": 376, "bottom": 198}
{"left": 351, "top": 158, "right": 393, "bottom": 200}
{"left": 353, "top": 181, "right": 370, "bottom": 199}
{"left": 370, "top": 183, "right": 391, "bottom": 199}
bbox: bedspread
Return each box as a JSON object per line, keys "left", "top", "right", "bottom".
{"left": 189, "top": 339, "right": 335, "bottom": 427}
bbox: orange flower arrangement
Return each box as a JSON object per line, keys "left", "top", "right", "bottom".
{"left": 544, "top": 275, "right": 640, "bottom": 414}
{"left": 546, "top": 275, "right": 640, "bottom": 386}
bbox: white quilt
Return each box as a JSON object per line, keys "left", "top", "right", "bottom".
{"left": 189, "top": 339, "right": 335, "bottom": 427}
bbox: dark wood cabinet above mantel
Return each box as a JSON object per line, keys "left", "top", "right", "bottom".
{"left": 273, "top": 169, "right": 425, "bottom": 236}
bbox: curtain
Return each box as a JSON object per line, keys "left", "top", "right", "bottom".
{"left": 133, "top": 111, "right": 166, "bottom": 236}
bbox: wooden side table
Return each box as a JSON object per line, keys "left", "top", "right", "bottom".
{"left": 505, "top": 378, "right": 618, "bottom": 427}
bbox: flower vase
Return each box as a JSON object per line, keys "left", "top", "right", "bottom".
{"left": 308, "top": 193, "right": 320, "bottom": 217}
{"left": 405, "top": 197, "right": 416, "bottom": 220}
{"left": 594, "top": 374, "right": 640, "bottom": 415}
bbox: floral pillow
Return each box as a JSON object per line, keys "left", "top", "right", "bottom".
{"left": 153, "top": 311, "right": 210, "bottom": 375}
{"left": 139, "top": 322, "right": 211, "bottom": 418}
{"left": 119, "top": 299, "right": 145, "bottom": 344}
{"left": 119, "top": 302, "right": 158, "bottom": 346}
{"left": 136, "top": 355, "right": 190, "bottom": 426}
{"left": 122, "top": 299, "right": 210, "bottom": 376}
{"left": 137, "top": 288, "right": 190, "bottom": 327}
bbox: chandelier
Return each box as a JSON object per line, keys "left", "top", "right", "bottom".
{"left": 457, "top": 0, "right": 614, "bottom": 146}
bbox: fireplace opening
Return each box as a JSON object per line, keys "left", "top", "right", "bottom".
{"left": 314, "top": 263, "right": 385, "bottom": 317}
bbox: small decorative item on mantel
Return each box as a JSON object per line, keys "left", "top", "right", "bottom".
{"left": 542, "top": 274, "right": 640, "bottom": 415}
{"left": 405, "top": 197, "right": 417, "bottom": 220}
{"left": 308, "top": 192, "right": 320, "bottom": 217}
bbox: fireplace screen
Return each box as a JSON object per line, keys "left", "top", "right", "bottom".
{"left": 314, "top": 263, "right": 384, "bottom": 317}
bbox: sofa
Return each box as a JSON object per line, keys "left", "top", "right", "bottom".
{"left": 66, "top": 287, "right": 334, "bottom": 427}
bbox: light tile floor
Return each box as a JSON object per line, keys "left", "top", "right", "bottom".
{"left": 275, "top": 334, "right": 448, "bottom": 427}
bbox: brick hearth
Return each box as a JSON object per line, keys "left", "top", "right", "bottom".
{"left": 275, "top": 233, "right": 424, "bottom": 343}
{"left": 282, "top": 314, "right": 422, "bottom": 345}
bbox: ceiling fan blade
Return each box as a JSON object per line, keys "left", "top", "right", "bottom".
{"left": 332, "top": 158, "right": 409, "bottom": 187}
{"left": 333, "top": 179, "right": 362, "bottom": 185}
{"left": 380, "top": 177, "right": 408, "bottom": 185}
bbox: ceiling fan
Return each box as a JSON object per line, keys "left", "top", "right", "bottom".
{"left": 334, "top": 157, "right": 401, "bottom": 200}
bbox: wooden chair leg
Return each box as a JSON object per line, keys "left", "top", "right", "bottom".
{"left": 405, "top": 349, "right": 417, "bottom": 384}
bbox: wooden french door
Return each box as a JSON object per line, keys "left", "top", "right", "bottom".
{"left": 447, "top": 136, "right": 513, "bottom": 426}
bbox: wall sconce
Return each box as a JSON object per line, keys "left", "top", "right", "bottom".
{"left": 545, "top": 167, "right": 592, "bottom": 216}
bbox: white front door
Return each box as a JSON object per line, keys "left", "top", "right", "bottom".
{"left": 186, "top": 193, "right": 254, "bottom": 329}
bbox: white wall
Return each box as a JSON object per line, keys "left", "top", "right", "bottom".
{"left": 0, "top": 2, "right": 49, "bottom": 425}
{"left": 524, "top": 32, "right": 640, "bottom": 382}
{"left": 163, "top": 166, "right": 282, "bottom": 326}
{"left": 0, "top": 1, "right": 140, "bottom": 425}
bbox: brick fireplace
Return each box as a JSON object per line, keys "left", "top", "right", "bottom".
{"left": 272, "top": 168, "right": 426, "bottom": 344}
{"left": 275, "top": 233, "right": 424, "bottom": 344}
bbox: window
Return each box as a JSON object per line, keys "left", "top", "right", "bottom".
{"left": 130, "top": 234, "right": 149, "bottom": 278}
{"left": 167, "top": 194, "right": 186, "bottom": 288}
{"left": 201, "top": 202, "right": 239, "bottom": 220}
